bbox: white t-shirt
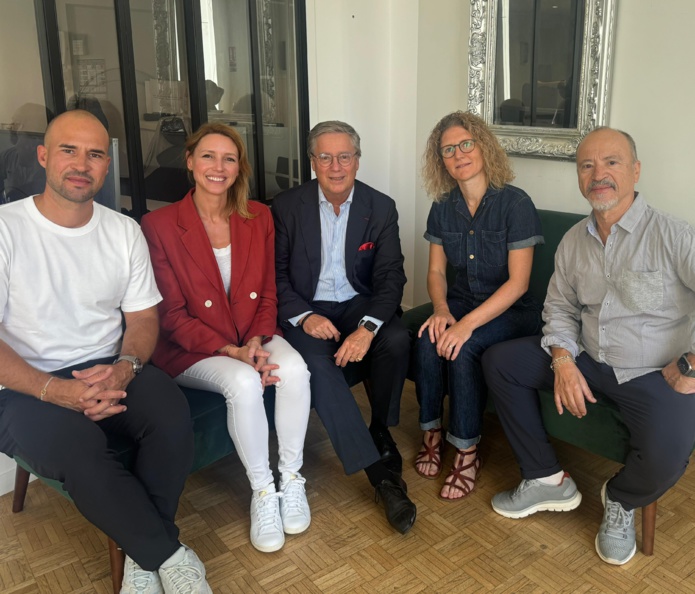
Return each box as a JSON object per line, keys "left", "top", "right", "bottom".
{"left": 0, "top": 197, "right": 162, "bottom": 372}
{"left": 212, "top": 243, "right": 231, "bottom": 296}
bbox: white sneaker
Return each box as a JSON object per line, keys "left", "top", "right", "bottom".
{"left": 158, "top": 546, "right": 212, "bottom": 594}
{"left": 280, "top": 472, "right": 311, "bottom": 534}
{"left": 121, "top": 555, "right": 164, "bottom": 594}
{"left": 250, "top": 483, "right": 285, "bottom": 552}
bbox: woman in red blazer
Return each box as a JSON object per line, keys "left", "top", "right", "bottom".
{"left": 141, "top": 122, "right": 311, "bottom": 554}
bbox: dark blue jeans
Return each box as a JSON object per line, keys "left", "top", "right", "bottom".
{"left": 414, "top": 294, "right": 542, "bottom": 449}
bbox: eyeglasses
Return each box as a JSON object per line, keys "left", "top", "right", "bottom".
{"left": 311, "top": 152, "right": 357, "bottom": 167}
{"left": 440, "top": 139, "right": 477, "bottom": 159}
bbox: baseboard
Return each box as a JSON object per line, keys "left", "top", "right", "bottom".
{"left": 0, "top": 462, "right": 35, "bottom": 497}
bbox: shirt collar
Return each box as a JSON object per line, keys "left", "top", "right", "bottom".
{"left": 318, "top": 185, "right": 354, "bottom": 206}
{"left": 587, "top": 191, "right": 645, "bottom": 236}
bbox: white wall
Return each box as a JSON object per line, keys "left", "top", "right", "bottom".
{"left": 307, "top": 0, "right": 695, "bottom": 311}
{"left": 0, "top": 3, "right": 45, "bottom": 125}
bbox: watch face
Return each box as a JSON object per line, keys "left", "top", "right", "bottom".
{"left": 362, "top": 320, "right": 378, "bottom": 333}
{"left": 677, "top": 355, "right": 693, "bottom": 376}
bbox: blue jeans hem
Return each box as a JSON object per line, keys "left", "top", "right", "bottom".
{"left": 446, "top": 433, "right": 480, "bottom": 450}
{"left": 420, "top": 420, "right": 442, "bottom": 431}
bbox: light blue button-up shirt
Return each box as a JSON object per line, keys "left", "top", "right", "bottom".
{"left": 289, "top": 186, "right": 383, "bottom": 332}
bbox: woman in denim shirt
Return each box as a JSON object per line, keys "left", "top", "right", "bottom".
{"left": 414, "top": 111, "right": 544, "bottom": 500}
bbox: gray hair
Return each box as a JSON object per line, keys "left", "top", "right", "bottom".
{"left": 307, "top": 120, "right": 362, "bottom": 158}
{"left": 580, "top": 126, "right": 639, "bottom": 163}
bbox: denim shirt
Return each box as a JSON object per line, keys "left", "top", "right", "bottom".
{"left": 424, "top": 184, "right": 544, "bottom": 304}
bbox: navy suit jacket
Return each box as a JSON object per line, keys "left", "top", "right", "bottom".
{"left": 272, "top": 179, "right": 406, "bottom": 326}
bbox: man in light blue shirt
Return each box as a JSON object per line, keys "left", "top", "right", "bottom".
{"left": 273, "top": 121, "right": 415, "bottom": 535}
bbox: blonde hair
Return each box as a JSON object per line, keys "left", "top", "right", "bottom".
{"left": 421, "top": 111, "right": 514, "bottom": 201}
{"left": 185, "top": 122, "right": 254, "bottom": 218}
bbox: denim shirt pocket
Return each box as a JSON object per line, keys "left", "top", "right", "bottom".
{"left": 441, "top": 231, "right": 463, "bottom": 267}
{"left": 620, "top": 269, "right": 664, "bottom": 312}
{"left": 481, "top": 229, "right": 507, "bottom": 267}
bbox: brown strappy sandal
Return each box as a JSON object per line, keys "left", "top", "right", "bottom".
{"left": 439, "top": 446, "right": 481, "bottom": 501}
{"left": 414, "top": 428, "right": 444, "bottom": 480}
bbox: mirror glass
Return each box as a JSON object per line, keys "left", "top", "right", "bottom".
{"left": 468, "top": 0, "right": 616, "bottom": 160}
{"left": 494, "top": 0, "right": 584, "bottom": 129}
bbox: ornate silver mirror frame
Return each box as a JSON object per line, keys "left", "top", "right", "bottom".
{"left": 468, "top": 0, "right": 617, "bottom": 160}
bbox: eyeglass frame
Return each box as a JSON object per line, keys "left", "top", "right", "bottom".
{"left": 439, "top": 139, "right": 477, "bottom": 159}
{"left": 310, "top": 152, "right": 358, "bottom": 167}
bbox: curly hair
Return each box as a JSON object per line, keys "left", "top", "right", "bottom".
{"left": 185, "top": 121, "right": 254, "bottom": 218}
{"left": 421, "top": 111, "right": 514, "bottom": 201}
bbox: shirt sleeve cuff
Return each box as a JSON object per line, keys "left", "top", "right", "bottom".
{"left": 540, "top": 334, "right": 580, "bottom": 358}
{"left": 423, "top": 231, "right": 443, "bottom": 245}
{"left": 360, "top": 315, "right": 384, "bottom": 334}
{"left": 289, "top": 311, "right": 312, "bottom": 327}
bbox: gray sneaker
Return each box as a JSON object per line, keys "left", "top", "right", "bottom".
{"left": 595, "top": 482, "right": 636, "bottom": 565}
{"left": 491, "top": 472, "right": 582, "bottom": 519}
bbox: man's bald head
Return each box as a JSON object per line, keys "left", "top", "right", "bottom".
{"left": 38, "top": 109, "right": 111, "bottom": 205}
{"left": 44, "top": 109, "right": 109, "bottom": 149}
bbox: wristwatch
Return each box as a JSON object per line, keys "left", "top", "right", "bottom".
{"left": 677, "top": 353, "right": 695, "bottom": 378}
{"left": 358, "top": 319, "right": 378, "bottom": 334}
{"left": 115, "top": 355, "right": 143, "bottom": 375}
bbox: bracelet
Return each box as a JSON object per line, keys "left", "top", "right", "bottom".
{"left": 40, "top": 376, "right": 55, "bottom": 401}
{"left": 298, "top": 313, "right": 314, "bottom": 328}
{"left": 550, "top": 355, "right": 576, "bottom": 372}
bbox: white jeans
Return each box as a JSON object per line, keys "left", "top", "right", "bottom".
{"left": 175, "top": 335, "right": 311, "bottom": 491}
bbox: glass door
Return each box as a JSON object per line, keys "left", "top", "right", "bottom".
{"left": 55, "top": 0, "right": 125, "bottom": 211}
{"left": 200, "top": 0, "right": 306, "bottom": 202}
{"left": 1, "top": 0, "right": 309, "bottom": 217}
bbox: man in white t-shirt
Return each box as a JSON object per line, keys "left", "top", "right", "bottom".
{"left": 0, "top": 110, "right": 212, "bottom": 594}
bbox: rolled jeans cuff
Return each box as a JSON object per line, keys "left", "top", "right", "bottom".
{"left": 420, "top": 419, "right": 442, "bottom": 432}
{"left": 446, "top": 433, "right": 481, "bottom": 450}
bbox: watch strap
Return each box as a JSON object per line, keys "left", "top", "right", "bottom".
{"left": 115, "top": 355, "right": 143, "bottom": 374}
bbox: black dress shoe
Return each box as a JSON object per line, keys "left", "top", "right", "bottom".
{"left": 375, "top": 479, "right": 417, "bottom": 534}
{"left": 370, "top": 426, "right": 403, "bottom": 477}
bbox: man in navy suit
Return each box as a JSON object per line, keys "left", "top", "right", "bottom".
{"left": 273, "top": 121, "right": 416, "bottom": 534}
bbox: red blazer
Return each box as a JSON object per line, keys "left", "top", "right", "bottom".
{"left": 141, "top": 190, "right": 279, "bottom": 378}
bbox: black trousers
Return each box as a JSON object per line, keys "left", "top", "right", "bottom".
{"left": 482, "top": 336, "right": 695, "bottom": 510}
{"left": 0, "top": 359, "right": 194, "bottom": 571}
{"left": 284, "top": 295, "right": 410, "bottom": 474}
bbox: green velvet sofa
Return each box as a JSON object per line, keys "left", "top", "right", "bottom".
{"left": 399, "top": 208, "right": 656, "bottom": 555}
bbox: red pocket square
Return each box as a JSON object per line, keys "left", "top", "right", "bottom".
{"left": 358, "top": 242, "right": 375, "bottom": 251}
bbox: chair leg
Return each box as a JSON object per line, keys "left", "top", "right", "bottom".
{"left": 642, "top": 500, "right": 657, "bottom": 556}
{"left": 12, "top": 465, "right": 31, "bottom": 513}
{"left": 108, "top": 538, "right": 125, "bottom": 594}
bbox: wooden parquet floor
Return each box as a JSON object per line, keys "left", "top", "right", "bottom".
{"left": 2, "top": 381, "right": 695, "bottom": 593}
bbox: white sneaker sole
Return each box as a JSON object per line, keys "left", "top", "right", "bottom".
{"left": 594, "top": 534, "right": 637, "bottom": 565}
{"left": 492, "top": 491, "right": 582, "bottom": 519}
{"left": 283, "top": 518, "right": 311, "bottom": 535}
{"left": 250, "top": 537, "right": 285, "bottom": 553}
